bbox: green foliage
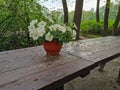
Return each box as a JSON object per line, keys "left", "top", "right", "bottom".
{"left": 0, "top": 0, "right": 49, "bottom": 51}
{"left": 0, "top": 0, "right": 120, "bottom": 52}
{"left": 81, "top": 21, "right": 103, "bottom": 34}
{"left": 81, "top": 20, "right": 114, "bottom": 35}
{"left": 82, "top": 10, "right": 95, "bottom": 21}
{"left": 99, "top": 2, "right": 118, "bottom": 20}
{"left": 0, "top": 32, "right": 39, "bottom": 51}
{"left": 49, "top": 10, "right": 64, "bottom": 24}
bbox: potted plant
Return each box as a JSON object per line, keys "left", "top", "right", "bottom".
{"left": 28, "top": 19, "right": 76, "bottom": 55}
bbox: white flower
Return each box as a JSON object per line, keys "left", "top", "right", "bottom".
{"left": 58, "top": 25, "right": 66, "bottom": 33}
{"left": 37, "top": 21, "right": 46, "bottom": 27}
{"left": 45, "top": 32, "right": 53, "bottom": 41}
{"left": 37, "top": 27, "right": 45, "bottom": 37}
{"left": 55, "top": 24, "right": 65, "bottom": 32}
{"left": 49, "top": 24, "right": 66, "bottom": 33}
{"left": 49, "top": 25, "right": 56, "bottom": 31}
{"left": 28, "top": 20, "right": 75, "bottom": 43}
{"left": 73, "top": 23, "right": 78, "bottom": 29}
{"left": 73, "top": 30, "right": 77, "bottom": 39}
{"left": 30, "top": 30, "right": 39, "bottom": 40}
{"left": 28, "top": 25, "right": 35, "bottom": 31}
{"left": 30, "top": 19, "right": 38, "bottom": 26}
{"left": 36, "top": 21, "right": 46, "bottom": 37}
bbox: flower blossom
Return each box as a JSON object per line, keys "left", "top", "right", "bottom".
{"left": 37, "top": 21, "right": 46, "bottom": 37}
{"left": 29, "top": 29, "right": 39, "bottom": 40}
{"left": 49, "top": 24, "right": 66, "bottom": 33}
{"left": 30, "top": 19, "right": 38, "bottom": 26}
{"left": 45, "top": 32, "right": 53, "bottom": 41}
{"left": 72, "top": 30, "right": 77, "bottom": 39}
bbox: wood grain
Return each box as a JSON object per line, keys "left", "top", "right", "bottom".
{"left": 0, "top": 36, "right": 120, "bottom": 90}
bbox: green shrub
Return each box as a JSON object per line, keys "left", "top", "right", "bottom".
{"left": 81, "top": 21, "right": 103, "bottom": 35}
{"left": 81, "top": 20, "right": 114, "bottom": 35}
{"left": 0, "top": 33, "right": 38, "bottom": 52}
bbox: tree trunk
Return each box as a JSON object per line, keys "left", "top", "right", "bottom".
{"left": 96, "top": 0, "right": 100, "bottom": 22}
{"left": 103, "top": 0, "right": 111, "bottom": 36}
{"left": 113, "top": 3, "right": 120, "bottom": 36}
{"left": 62, "top": 0, "right": 68, "bottom": 24}
{"left": 73, "top": 0, "right": 84, "bottom": 40}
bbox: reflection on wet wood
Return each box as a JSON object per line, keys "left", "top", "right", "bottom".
{"left": 62, "top": 36, "right": 120, "bottom": 63}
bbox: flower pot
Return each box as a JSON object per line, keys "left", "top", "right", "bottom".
{"left": 43, "top": 39, "right": 62, "bottom": 55}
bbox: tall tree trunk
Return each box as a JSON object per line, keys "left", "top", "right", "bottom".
{"left": 103, "top": 0, "right": 111, "bottom": 36}
{"left": 62, "top": 0, "right": 68, "bottom": 24}
{"left": 96, "top": 0, "right": 100, "bottom": 22}
{"left": 113, "top": 3, "right": 120, "bottom": 36}
{"left": 73, "top": 0, "right": 84, "bottom": 40}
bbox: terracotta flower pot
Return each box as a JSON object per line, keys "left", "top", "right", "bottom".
{"left": 43, "top": 39, "right": 62, "bottom": 55}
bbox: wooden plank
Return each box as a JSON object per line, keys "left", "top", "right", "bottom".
{"left": 84, "top": 45, "right": 120, "bottom": 63}
{"left": 0, "top": 52, "right": 94, "bottom": 90}
{"left": 0, "top": 46, "right": 45, "bottom": 60}
{"left": 62, "top": 37, "right": 120, "bottom": 57}
{"left": 0, "top": 46, "right": 46, "bottom": 74}
{"left": 62, "top": 36, "right": 120, "bottom": 62}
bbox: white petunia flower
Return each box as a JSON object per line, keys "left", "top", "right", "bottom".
{"left": 30, "top": 19, "right": 38, "bottom": 26}
{"left": 30, "top": 30, "right": 39, "bottom": 40}
{"left": 28, "top": 25, "right": 35, "bottom": 31}
{"left": 60, "top": 26, "right": 66, "bottom": 33}
{"left": 49, "top": 25, "right": 56, "bottom": 31}
{"left": 56, "top": 24, "right": 66, "bottom": 33}
{"left": 73, "top": 30, "right": 77, "bottom": 39}
{"left": 73, "top": 23, "right": 78, "bottom": 29}
{"left": 45, "top": 32, "right": 53, "bottom": 41}
{"left": 37, "top": 21, "right": 46, "bottom": 27}
{"left": 37, "top": 27, "right": 45, "bottom": 37}
{"left": 49, "top": 24, "right": 66, "bottom": 33}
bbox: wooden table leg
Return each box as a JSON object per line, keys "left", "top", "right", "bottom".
{"left": 99, "top": 63, "right": 106, "bottom": 71}
{"left": 55, "top": 85, "right": 64, "bottom": 90}
{"left": 80, "top": 71, "right": 90, "bottom": 78}
{"left": 116, "top": 69, "right": 120, "bottom": 84}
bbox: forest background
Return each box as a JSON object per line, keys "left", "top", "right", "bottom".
{"left": 0, "top": 0, "right": 120, "bottom": 51}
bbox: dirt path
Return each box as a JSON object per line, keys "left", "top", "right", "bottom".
{"left": 80, "top": 36, "right": 89, "bottom": 40}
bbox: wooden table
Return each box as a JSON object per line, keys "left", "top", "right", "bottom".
{"left": 0, "top": 36, "right": 120, "bottom": 90}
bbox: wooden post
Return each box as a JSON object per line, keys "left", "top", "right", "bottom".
{"left": 80, "top": 71, "right": 90, "bottom": 78}
{"left": 55, "top": 85, "right": 64, "bottom": 90}
{"left": 99, "top": 63, "right": 106, "bottom": 71}
{"left": 116, "top": 69, "right": 120, "bottom": 84}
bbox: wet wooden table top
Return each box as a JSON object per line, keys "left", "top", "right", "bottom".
{"left": 0, "top": 36, "right": 120, "bottom": 90}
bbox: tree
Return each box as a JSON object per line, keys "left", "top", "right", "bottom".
{"left": 0, "top": 0, "right": 46, "bottom": 50}
{"left": 96, "top": 0, "right": 100, "bottom": 22}
{"left": 103, "top": 0, "right": 111, "bottom": 36}
{"left": 73, "top": 0, "right": 84, "bottom": 40}
{"left": 62, "top": 0, "right": 68, "bottom": 23}
{"left": 113, "top": 2, "right": 120, "bottom": 35}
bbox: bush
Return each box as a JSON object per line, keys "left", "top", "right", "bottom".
{"left": 0, "top": 32, "right": 38, "bottom": 52}
{"left": 81, "top": 21, "right": 103, "bottom": 35}
{"left": 81, "top": 20, "right": 114, "bottom": 35}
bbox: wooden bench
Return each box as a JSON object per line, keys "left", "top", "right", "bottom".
{"left": 0, "top": 36, "right": 120, "bottom": 90}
